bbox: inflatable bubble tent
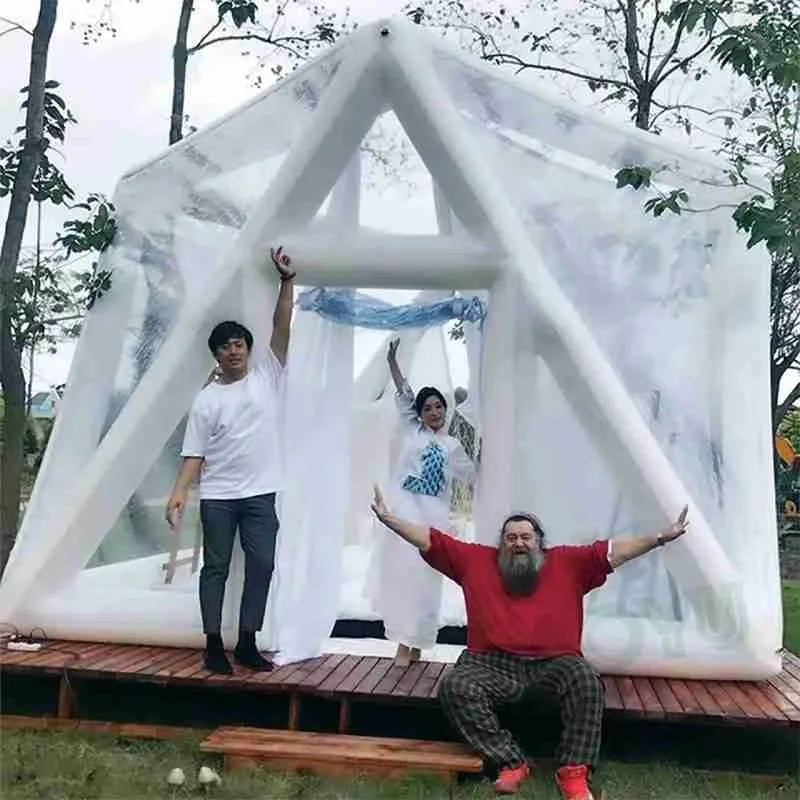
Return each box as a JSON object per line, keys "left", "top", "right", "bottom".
{"left": 0, "top": 17, "right": 781, "bottom": 678}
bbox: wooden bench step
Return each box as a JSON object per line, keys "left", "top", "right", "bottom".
{"left": 200, "top": 726, "right": 484, "bottom": 780}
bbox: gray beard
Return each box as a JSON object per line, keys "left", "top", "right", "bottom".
{"left": 497, "top": 548, "right": 544, "bottom": 597}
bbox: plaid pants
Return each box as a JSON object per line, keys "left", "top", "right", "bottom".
{"left": 439, "top": 650, "right": 604, "bottom": 770}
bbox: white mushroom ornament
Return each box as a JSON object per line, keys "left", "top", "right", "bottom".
{"left": 198, "top": 765, "right": 222, "bottom": 791}
{"left": 166, "top": 767, "right": 185, "bottom": 798}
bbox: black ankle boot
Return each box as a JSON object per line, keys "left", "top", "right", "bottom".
{"left": 234, "top": 631, "right": 273, "bottom": 671}
{"left": 204, "top": 634, "right": 232, "bottom": 675}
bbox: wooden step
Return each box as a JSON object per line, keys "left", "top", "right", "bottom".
{"left": 200, "top": 726, "right": 484, "bottom": 780}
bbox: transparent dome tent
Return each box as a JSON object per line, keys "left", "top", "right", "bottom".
{"left": 0, "top": 17, "right": 779, "bottom": 678}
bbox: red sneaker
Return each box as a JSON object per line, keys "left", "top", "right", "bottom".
{"left": 494, "top": 762, "right": 530, "bottom": 795}
{"left": 555, "top": 764, "right": 595, "bottom": 800}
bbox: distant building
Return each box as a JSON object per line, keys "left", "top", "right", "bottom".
{"left": 29, "top": 391, "right": 58, "bottom": 421}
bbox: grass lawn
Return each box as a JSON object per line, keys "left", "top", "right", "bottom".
{"left": 783, "top": 579, "right": 800, "bottom": 654}
{"left": 1, "top": 730, "right": 796, "bottom": 800}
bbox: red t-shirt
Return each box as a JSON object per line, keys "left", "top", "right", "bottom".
{"left": 422, "top": 529, "right": 612, "bottom": 658}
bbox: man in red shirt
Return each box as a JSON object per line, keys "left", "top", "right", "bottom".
{"left": 371, "top": 487, "right": 688, "bottom": 799}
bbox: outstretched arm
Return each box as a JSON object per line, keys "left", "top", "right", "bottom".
{"left": 269, "top": 246, "right": 296, "bottom": 366}
{"left": 371, "top": 485, "right": 431, "bottom": 552}
{"left": 609, "top": 506, "right": 689, "bottom": 569}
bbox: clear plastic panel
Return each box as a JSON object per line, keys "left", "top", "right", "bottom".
{"left": 434, "top": 57, "right": 771, "bottom": 624}
{"left": 358, "top": 110, "right": 439, "bottom": 235}
{"left": 86, "top": 53, "right": 343, "bottom": 569}
{"left": 431, "top": 47, "right": 728, "bottom": 190}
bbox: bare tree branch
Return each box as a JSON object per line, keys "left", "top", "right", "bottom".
{"left": 485, "top": 51, "right": 634, "bottom": 91}
{"left": 0, "top": 16, "right": 33, "bottom": 37}
{"left": 642, "top": 0, "right": 662, "bottom": 84}
{"left": 190, "top": 32, "right": 312, "bottom": 61}
{"left": 653, "top": 31, "right": 721, "bottom": 87}
{"left": 190, "top": 17, "right": 223, "bottom": 52}
{"left": 777, "top": 380, "right": 800, "bottom": 424}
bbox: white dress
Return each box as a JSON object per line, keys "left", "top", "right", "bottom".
{"left": 371, "top": 382, "right": 476, "bottom": 649}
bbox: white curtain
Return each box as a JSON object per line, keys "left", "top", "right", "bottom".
{"left": 262, "top": 309, "right": 354, "bottom": 663}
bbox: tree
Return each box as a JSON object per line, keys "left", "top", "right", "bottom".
{"left": 407, "top": 0, "right": 740, "bottom": 132}
{"left": 74, "top": 0, "right": 353, "bottom": 144}
{"left": 779, "top": 407, "right": 800, "bottom": 453}
{"left": 616, "top": 0, "right": 800, "bottom": 431}
{"left": 0, "top": 5, "right": 119, "bottom": 576}
{"left": 0, "top": 0, "right": 58, "bottom": 575}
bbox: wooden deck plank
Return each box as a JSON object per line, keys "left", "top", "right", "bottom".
{"left": 391, "top": 662, "right": 429, "bottom": 698}
{"left": 66, "top": 644, "right": 130, "bottom": 671}
{"left": 201, "top": 727, "right": 483, "bottom": 772}
{"left": 372, "top": 664, "right": 408, "bottom": 697}
{"left": 761, "top": 681, "right": 800, "bottom": 723}
{"left": 136, "top": 649, "right": 201, "bottom": 679}
{"left": 630, "top": 678, "right": 664, "bottom": 717}
{"left": 649, "top": 678, "right": 684, "bottom": 716}
{"left": 758, "top": 680, "right": 800, "bottom": 722}
{"left": 351, "top": 659, "right": 394, "bottom": 695}
{"left": 410, "top": 662, "right": 446, "bottom": 700}
{"left": 324, "top": 656, "right": 376, "bottom": 694}
{"left": 615, "top": 677, "right": 644, "bottom": 713}
{"left": 766, "top": 674, "right": 800, "bottom": 718}
{"left": 702, "top": 681, "right": 750, "bottom": 720}
{"left": 1, "top": 640, "right": 103, "bottom": 668}
{"left": 314, "top": 656, "right": 363, "bottom": 694}
{"left": 1, "top": 641, "right": 83, "bottom": 669}
{"left": 267, "top": 657, "right": 327, "bottom": 688}
{"left": 141, "top": 650, "right": 198, "bottom": 679}
{"left": 430, "top": 664, "right": 453, "bottom": 698}
{"left": 87, "top": 644, "right": 180, "bottom": 675}
{"left": 734, "top": 681, "right": 791, "bottom": 723}
{"left": 718, "top": 682, "right": 768, "bottom": 721}
{"left": 298, "top": 654, "right": 348, "bottom": 689}
{"left": 780, "top": 654, "right": 800, "bottom": 684}
{"left": 666, "top": 680, "right": 705, "bottom": 716}
{"left": 169, "top": 653, "right": 208, "bottom": 681}
{"left": 601, "top": 677, "right": 623, "bottom": 710}
{"left": 681, "top": 680, "right": 725, "bottom": 717}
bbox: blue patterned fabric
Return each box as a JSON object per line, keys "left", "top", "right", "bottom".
{"left": 402, "top": 441, "right": 447, "bottom": 497}
{"left": 297, "top": 288, "right": 487, "bottom": 330}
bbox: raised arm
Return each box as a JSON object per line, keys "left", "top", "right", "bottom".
{"left": 387, "top": 338, "right": 418, "bottom": 424}
{"left": 387, "top": 338, "right": 405, "bottom": 392}
{"left": 371, "top": 485, "right": 431, "bottom": 552}
{"left": 269, "top": 245, "right": 296, "bottom": 366}
{"left": 608, "top": 506, "right": 689, "bottom": 569}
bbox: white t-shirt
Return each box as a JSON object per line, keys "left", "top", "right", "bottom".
{"left": 181, "top": 350, "right": 284, "bottom": 500}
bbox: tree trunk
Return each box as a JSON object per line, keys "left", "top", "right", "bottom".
{"left": 169, "top": 0, "right": 194, "bottom": 145}
{"left": 635, "top": 89, "right": 652, "bottom": 130}
{"left": 0, "top": 0, "right": 58, "bottom": 577}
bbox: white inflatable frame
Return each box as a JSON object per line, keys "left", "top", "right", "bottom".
{"left": 0, "top": 17, "right": 780, "bottom": 678}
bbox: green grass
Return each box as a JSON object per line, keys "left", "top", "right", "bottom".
{"left": 0, "top": 730, "right": 796, "bottom": 800}
{"left": 783, "top": 579, "right": 800, "bottom": 654}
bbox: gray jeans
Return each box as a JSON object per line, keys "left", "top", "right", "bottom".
{"left": 199, "top": 493, "right": 279, "bottom": 636}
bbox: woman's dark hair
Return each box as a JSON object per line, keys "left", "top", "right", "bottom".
{"left": 208, "top": 320, "right": 253, "bottom": 355}
{"left": 500, "top": 512, "right": 547, "bottom": 546}
{"left": 414, "top": 386, "right": 448, "bottom": 418}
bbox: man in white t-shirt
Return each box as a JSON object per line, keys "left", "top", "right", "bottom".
{"left": 165, "top": 246, "right": 295, "bottom": 674}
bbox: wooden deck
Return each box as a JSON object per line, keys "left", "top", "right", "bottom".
{"left": 2, "top": 639, "right": 799, "bottom": 734}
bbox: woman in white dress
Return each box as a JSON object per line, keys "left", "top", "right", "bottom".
{"left": 372, "top": 338, "right": 477, "bottom": 665}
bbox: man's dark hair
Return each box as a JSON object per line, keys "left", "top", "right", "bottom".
{"left": 207, "top": 321, "right": 253, "bottom": 355}
{"left": 414, "top": 386, "right": 448, "bottom": 418}
{"left": 500, "top": 512, "right": 546, "bottom": 546}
